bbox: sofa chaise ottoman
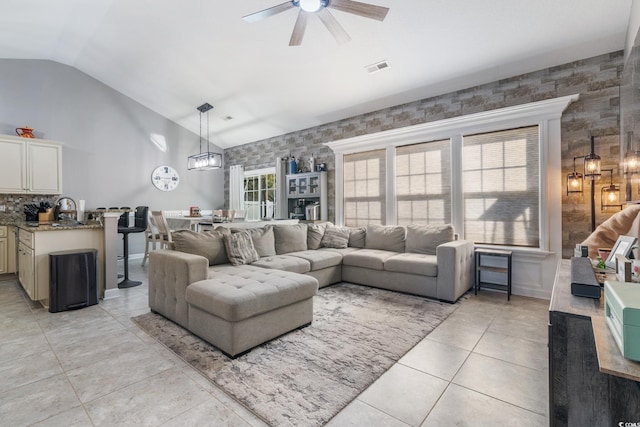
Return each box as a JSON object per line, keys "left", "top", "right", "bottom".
{"left": 185, "top": 265, "right": 318, "bottom": 357}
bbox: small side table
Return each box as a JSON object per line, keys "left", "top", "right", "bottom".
{"left": 475, "top": 248, "right": 513, "bottom": 300}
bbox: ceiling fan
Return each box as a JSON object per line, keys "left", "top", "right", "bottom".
{"left": 243, "top": 0, "right": 389, "bottom": 46}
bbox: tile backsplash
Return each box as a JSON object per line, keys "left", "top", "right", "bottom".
{"left": 0, "top": 194, "right": 58, "bottom": 222}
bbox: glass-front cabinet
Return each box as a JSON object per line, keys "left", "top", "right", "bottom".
{"left": 287, "top": 172, "right": 324, "bottom": 198}
{"left": 286, "top": 171, "right": 328, "bottom": 221}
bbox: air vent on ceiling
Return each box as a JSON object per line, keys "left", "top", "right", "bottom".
{"left": 365, "top": 60, "right": 390, "bottom": 74}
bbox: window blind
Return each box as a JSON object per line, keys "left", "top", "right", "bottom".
{"left": 396, "top": 139, "right": 451, "bottom": 225}
{"left": 463, "top": 126, "right": 539, "bottom": 247}
{"left": 344, "top": 149, "right": 386, "bottom": 226}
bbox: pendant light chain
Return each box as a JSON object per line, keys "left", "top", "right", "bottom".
{"left": 199, "top": 108, "right": 203, "bottom": 154}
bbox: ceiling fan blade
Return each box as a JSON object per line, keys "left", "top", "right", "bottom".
{"left": 317, "top": 9, "right": 351, "bottom": 44}
{"left": 329, "top": 0, "right": 389, "bottom": 21}
{"left": 289, "top": 10, "right": 308, "bottom": 46}
{"left": 243, "top": 2, "right": 295, "bottom": 23}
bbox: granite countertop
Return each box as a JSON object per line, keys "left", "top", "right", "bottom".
{"left": 0, "top": 218, "right": 103, "bottom": 232}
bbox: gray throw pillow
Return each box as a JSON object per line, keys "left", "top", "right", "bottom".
{"left": 223, "top": 231, "right": 260, "bottom": 266}
{"left": 405, "top": 224, "right": 455, "bottom": 255}
{"left": 171, "top": 229, "right": 230, "bottom": 266}
{"left": 273, "top": 224, "right": 308, "bottom": 254}
{"left": 232, "top": 225, "right": 276, "bottom": 257}
{"left": 365, "top": 224, "right": 406, "bottom": 252}
{"left": 307, "top": 222, "right": 331, "bottom": 250}
{"left": 321, "top": 226, "right": 350, "bottom": 249}
{"left": 347, "top": 227, "right": 366, "bottom": 248}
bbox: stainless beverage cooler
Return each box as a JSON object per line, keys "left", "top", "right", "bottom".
{"left": 49, "top": 249, "right": 98, "bottom": 313}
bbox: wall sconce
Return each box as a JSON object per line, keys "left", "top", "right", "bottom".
{"left": 566, "top": 156, "right": 584, "bottom": 195}
{"left": 187, "top": 102, "right": 223, "bottom": 171}
{"left": 601, "top": 168, "right": 622, "bottom": 211}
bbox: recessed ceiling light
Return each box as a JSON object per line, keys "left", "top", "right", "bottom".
{"left": 221, "top": 115, "right": 234, "bottom": 121}
{"left": 365, "top": 60, "right": 390, "bottom": 74}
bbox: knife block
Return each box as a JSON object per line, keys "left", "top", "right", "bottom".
{"left": 38, "top": 208, "right": 54, "bottom": 224}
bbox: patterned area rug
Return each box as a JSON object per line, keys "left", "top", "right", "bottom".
{"left": 132, "top": 283, "right": 460, "bottom": 426}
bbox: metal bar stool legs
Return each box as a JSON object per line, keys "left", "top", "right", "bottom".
{"left": 118, "top": 230, "right": 141, "bottom": 288}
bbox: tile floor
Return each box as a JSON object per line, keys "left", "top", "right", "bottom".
{"left": 0, "top": 264, "right": 550, "bottom": 426}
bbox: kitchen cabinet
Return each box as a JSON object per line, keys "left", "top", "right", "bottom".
{"left": 287, "top": 172, "right": 326, "bottom": 198}
{"left": 0, "top": 226, "right": 16, "bottom": 274}
{"left": 0, "top": 134, "right": 62, "bottom": 194}
{"left": 17, "top": 227, "right": 103, "bottom": 306}
{"left": 18, "top": 241, "right": 35, "bottom": 299}
{"left": 18, "top": 229, "right": 35, "bottom": 299}
{"left": 286, "top": 171, "right": 328, "bottom": 221}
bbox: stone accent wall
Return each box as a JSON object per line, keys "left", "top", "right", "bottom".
{"left": 224, "top": 51, "right": 624, "bottom": 258}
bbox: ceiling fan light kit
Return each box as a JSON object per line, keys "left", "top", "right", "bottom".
{"left": 295, "top": 0, "right": 327, "bottom": 13}
{"left": 243, "top": 0, "right": 389, "bottom": 46}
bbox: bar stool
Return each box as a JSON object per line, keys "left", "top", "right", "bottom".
{"left": 118, "top": 206, "right": 148, "bottom": 288}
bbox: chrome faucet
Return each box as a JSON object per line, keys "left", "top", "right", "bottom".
{"left": 54, "top": 196, "right": 77, "bottom": 221}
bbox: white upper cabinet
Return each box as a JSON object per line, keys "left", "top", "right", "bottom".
{"left": 0, "top": 134, "right": 62, "bottom": 194}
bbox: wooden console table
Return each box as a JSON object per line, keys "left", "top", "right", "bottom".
{"left": 549, "top": 259, "right": 640, "bottom": 426}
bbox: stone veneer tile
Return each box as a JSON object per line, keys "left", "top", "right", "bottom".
{"left": 223, "top": 51, "right": 623, "bottom": 258}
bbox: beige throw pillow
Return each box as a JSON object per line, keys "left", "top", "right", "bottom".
{"left": 223, "top": 231, "right": 260, "bottom": 266}
{"left": 365, "top": 224, "right": 406, "bottom": 252}
{"left": 321, "top": 226, "right": 350, "bottom": 249}
{"left": 171, "top": 229, "right": 230, "bottom": 266}
{"left": 405, "top": 224, "right": 455, "bottom": 255}
{"left": 307, "top": 222, "right": 330, "bottom": 250}
{"left": 273, "top": 224, "right": 308, "bottom": 254}
{"left": 582, "top": 205, "right": 640, "bottom": 258}
{"left": 347, "top": 227, "right": 366, "bottom": 248}
{"left": 232, "top": 225, "right": 276, "bottom": 257}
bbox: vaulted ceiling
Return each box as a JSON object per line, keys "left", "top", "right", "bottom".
{"left": 0, "top": 0, "right": 632, "bottom": 148}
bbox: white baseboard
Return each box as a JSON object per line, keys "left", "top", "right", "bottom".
{"left": 103, "top": 288, "right": 120, "bottom": 300}
{"left": 116, "top": 252, "right": 145, "bottom": 263}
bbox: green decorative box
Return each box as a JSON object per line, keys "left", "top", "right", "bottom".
{"left": 604, "top": 281, "right": 640, "bottom": 362}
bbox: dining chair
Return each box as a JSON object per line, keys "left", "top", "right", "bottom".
{"left": 221, "top": 209, "right": 235, "bottom": 222}
{"left": 141, "top": 211, "right": 159, "bottom": 266}
{"left": 151, "top": 210, "right": 173, "bottom": 249}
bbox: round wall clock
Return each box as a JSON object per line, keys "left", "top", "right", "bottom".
{"left": 151, "top": 165, "right": 180, "bottom": 191}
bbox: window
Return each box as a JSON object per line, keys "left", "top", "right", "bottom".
{"left": 396, "top": 139, "right": 451, "bottom": 225}
{"left": 244, "top": 169, "right": 276, "bottom": 221}
{"left": 463, "top": 126, "right": 539, "bottom": 247}
{"left": 329, "top": 95, "right": 576, "bottom": 252}
{"left": 344, "top": 149, "right": 386, "bottom": 226}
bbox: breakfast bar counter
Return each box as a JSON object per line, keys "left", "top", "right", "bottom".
{"left": 15, "top": 222, "right": 103, "bottom": 232}
{"left": 1, "top": 214, "right": 121, "bottom": 306}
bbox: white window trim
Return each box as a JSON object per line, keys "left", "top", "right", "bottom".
{"left": 244, "top": 167, "right": 275, "bottom": 178}
{"left": 326, "top": 94, "right": 578, "bottom": 254}
{"left": 244, "top": 167, "right": 276, "bottom": 221}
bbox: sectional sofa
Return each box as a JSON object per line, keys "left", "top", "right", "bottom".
{"left": 148, "top": 222, "right": 475, "bottom": 357}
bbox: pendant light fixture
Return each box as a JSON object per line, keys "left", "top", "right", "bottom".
{"left": 187, "top": 102, "right": 222, "bottom": 171}
{"left": 601, "top": 168, "right": 622, "bottom": 211}
{"left": 566, "top": 156, "right": 584, "bottom": 195}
